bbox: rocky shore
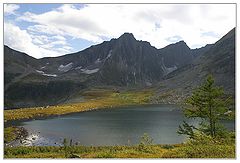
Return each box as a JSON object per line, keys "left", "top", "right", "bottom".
{"left": 5, "top": 126, "right": 28, "bottom": 147}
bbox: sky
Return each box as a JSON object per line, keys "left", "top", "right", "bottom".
{"left": 4, "top": 3, "right": 236, "bottom": 59}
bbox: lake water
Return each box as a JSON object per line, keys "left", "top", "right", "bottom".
{"left": 14, "top": 105, "right": 235, "bottom": 146}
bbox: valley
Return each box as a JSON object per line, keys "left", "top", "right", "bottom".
{"left": 4, "top": 28, "right": 236, "bottom": 158}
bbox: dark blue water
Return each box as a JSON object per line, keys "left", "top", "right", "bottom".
{"left": 15, "top": 105, "right": 235, "bottom": 146}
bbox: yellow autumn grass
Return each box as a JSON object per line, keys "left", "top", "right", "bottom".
{"left": 4, "top": 89, "right": 154, "bottom": 122}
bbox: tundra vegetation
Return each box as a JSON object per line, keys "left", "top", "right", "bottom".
{"left": 4, "top": 132, "right": 235, "bottom": 158}
{"left": 4, "top": 89, "right": 154, "bottom": 122}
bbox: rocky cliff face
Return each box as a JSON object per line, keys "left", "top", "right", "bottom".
{"left": 97, "top": 33, "right": 164, "bottom": 86}
{"left": 193, "top": 28, "right": 235, "bottom": 93}
{"left": 158, "top": 41, "right": 193, "bottom": 68}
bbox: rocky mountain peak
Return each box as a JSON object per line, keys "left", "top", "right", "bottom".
{"left": 158, "top": 40, "right": 192, "bottom": 68}
{"left": 118, "top": 32, "right": 136, "bottom": 42}
{"left": 165, "top": 40, "right": 190, "bottom": 50}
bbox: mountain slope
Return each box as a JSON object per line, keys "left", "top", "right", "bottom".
{"left": 158, "top": 41, "right": 193, "bottom": 68}
{"left": 4, "top": 46, "right": 40, "bottom": 87}
{"left": 154, "top": 28, "right": 235, "bottom": 104}
{"left": 97, "top": 33, "right": 165, "bottom": 85}
{"left": 4, "top": 29, "right": 235, "bottom": 108}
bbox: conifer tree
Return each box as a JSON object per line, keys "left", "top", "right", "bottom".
{"left": 178, "top": 75, "right": 229, "bottom": 138}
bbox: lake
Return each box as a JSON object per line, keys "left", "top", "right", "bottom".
{"left": 13, "top": 105, "right": 235, "bottom": 146}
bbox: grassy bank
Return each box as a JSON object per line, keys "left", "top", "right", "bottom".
{"left": 4, "top": 127, "right": 21, "bottom": 144}
{"left": 4, "top": 135, "right": 235, "bottom": 158}
{"left": 4, "top": 89, "right": 154, "bottom": 122}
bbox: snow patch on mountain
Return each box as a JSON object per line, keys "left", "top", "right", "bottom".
{"left": 80, "top": 68, "right": 99, "bottom": 74}
{"left": 165, "top": 66, "right": 177, "bottom": 74}
{"left": 161, "top": 58, "right": 177, "bottom": 75}
{"left": 161, "top": 65, "right": 177, "bottom": 75}
{"left": 36, "top": 70, "right": 44, "bottom": 74}
{"left": 75, "top": 66, "right": 82, "bottom": 70}
{"left": 42, "top": 74, "right": 58, "bottom": 77}
{"left": 58, "top": 62, "right": 73, "bottom": 72}
{"left": 95, "top": 58, "right": 101, "bottom": 64}
{"left": 36, "top": 70, "right": 57, "bottom": 77}
{"left": 106, "top": 50, "right": 112, "bottom": 59}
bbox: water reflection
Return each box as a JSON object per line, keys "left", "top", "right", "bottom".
{"left": 16, "top": 105, "right": 234, "bottom": 146}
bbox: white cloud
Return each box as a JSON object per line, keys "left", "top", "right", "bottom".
{"left": 27, "top": 24, "right": 65, "bottom": 36}
{"left": 4, "top": 23, "right": 72, "bottom": 58}
{"left": 17, "top": 4, "right": 235, "bottom": 49}
{"left": 4, "top": 4, "right": 19, "bottom": 15}
{"left": 4, "top": 4, "right": 236, "bottom": 58}
{"left": 52, "top": 35, "right": 66, "bottom": 41}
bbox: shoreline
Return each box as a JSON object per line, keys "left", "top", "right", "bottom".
{"left": 4, "top": 126, "right": 28, "bottom": 147}
{"left": 4, "top": 89, "right": 156, "bottom": 122}
{"left": 5, "top": 103, "right": 179, "bottom": 125}
{"left": 4, "top": 103, "right": 181, "bottom": 147}
{"left": 4, "top": 102, "right": 235, "bottom": 158}
{"left": 4, "top": 102, "right": 234, "bottom": 147}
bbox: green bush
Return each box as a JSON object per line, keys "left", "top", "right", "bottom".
{"left": 162, "top": 133, "right": 235, "bottom": 158}
{"left": 96, "top": 150, "right": 115, "bottom": 158}
{"left": 138, "top": 133, "right": 154, "bottom": 153}
{"left": 161, "top": 145, "right": 174, "bottom": 149}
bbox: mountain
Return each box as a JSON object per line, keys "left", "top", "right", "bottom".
{"left": 191, "top": 44, "right": 213, "bottom": 58}
{"left": 4, "top": 29, "right": 235, "bottom": 108}
{"left": 158, "top": 40, "right": 193, "bottom": 68}
{"left": 193, "top": 28, "right": 235, "bottom": 93}
{"left": 97, "top": 33, "right": 164, "bottom": 85}
{"left": 4, "top": 46, "right": 39, "bottom": 86}
{"left": 154, "top": 28, "right": 235, "bottom": 104}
